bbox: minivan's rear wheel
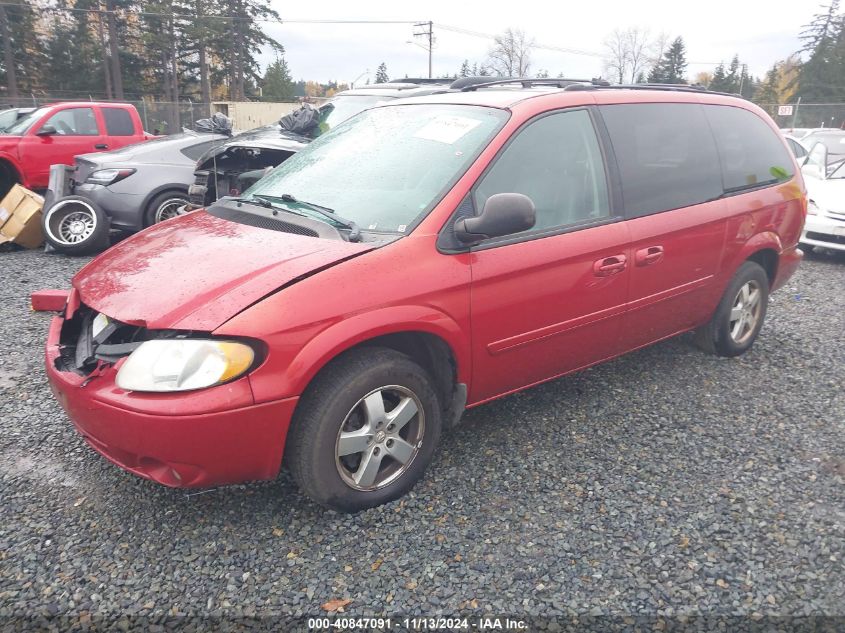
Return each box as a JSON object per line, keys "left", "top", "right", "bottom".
{"left": 286, "top": 348, "right": 442, "bottom": 512}
{"left": 695, "top": 261, "right": 769, "bottom": 357}
{"left": 42, "top": 196, "right": 110, "bottom": 255}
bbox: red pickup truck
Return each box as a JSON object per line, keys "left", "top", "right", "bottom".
{"left": 0, "top": 102, "right": 153, "bottom": 198}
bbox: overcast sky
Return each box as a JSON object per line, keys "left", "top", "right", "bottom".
{"left": 259, "top": 0, "right": 817, "bottom": 85}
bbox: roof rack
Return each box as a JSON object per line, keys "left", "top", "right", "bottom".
{"left": 454, "top": 76, "right": 742, "bottom": 98}
{"left": 459, "top": 77, "right": 610, "bottom": 92}
{"left": 564, "top": 82, "right": 741, "bottom": 97}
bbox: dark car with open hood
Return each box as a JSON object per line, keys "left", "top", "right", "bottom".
{"left": 187, "top": 82, "right": 453, "bottom": 208}
{"left": 40, "top": 79, "right": 805, "bottom": 512}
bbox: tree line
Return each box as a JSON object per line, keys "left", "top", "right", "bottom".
{"left": 2, "top": 1, "right": 845, "bottom": 107}
{"left": 596, "top": 2, "right": 845, "bottom": 104}
{"left": 0, "top": 0, "right": 287, "bottom": 103}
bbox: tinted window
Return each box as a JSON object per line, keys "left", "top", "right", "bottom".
{"left": 600, "top": 103, "right": 722, "bottom": 217}
{"left": 787, "top": 138, "right": 807, "bottom": 159}
{"left": 181, "top": 139, "right": 222, "bottom": 161}
{"left": 475, "top": 109, "right": 610, "bottom": 233}
{"left": 102, "top": 108, "right": 135, "bottom": 136}
{"left": 705, "top": 105, "right": 794, "bottom": 193}
{"left": 42, "top": 107, "right": 99, "bottom": 136}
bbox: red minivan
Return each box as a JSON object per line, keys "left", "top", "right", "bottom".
{"left": 43, "top": 81, "right": 805, "bottom": 512}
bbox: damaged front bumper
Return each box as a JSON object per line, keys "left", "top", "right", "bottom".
{"left": 44, "top": 291, "right": 298, "bottom": 487}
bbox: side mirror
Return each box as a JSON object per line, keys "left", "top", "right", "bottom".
{"left": 37, "top": 125, "right": 57, "bottom": 137}
{"left": 454, "top": 193, "right": 535, "bottom": 244}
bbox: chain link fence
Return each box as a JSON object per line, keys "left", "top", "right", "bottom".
{"left": 0, "top": 96, "right": 300, "bottom": 134}
{"left": 758, "top": 103, "right": 845, "bottom": 131}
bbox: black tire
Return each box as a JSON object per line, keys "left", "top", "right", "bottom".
{"left": 694, "top": 261, "right": 769, "bottom": 357}
{"left": 0, "top": 161, "right": 16, "bottom": 200}
{"left": 143, "top": 190, "right": 190, "bottom": 227}
{"left": 42, "top": 195, "right": 110, "bottom": 255}
{"left": 285, "top": 347, "right": 442, "bottom": 512}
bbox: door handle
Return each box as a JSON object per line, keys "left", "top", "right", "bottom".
{"left": 593, "top": 254, "right": 627, "bottom": 277}
{"left": 94, "top": 143, "right": 108, "bottom": 150}
{"left": 635, "top": 245, "right": 664, "bottom": 266}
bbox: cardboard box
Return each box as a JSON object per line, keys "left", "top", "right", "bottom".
{"left": 0, "top": 184, "right": 44, "bottom": 249}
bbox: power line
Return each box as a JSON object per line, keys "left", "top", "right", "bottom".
{"left": 435, "top": 23, "right": 724, "bottom": 66}
{"left": 0, "top": 4, "right": 727, "bottom": 68}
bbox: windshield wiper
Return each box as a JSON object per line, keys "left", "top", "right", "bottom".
{"left": 231, "top": 195, "right": 273, "bottom": 209}
{"left": 253, "top": 193, "right": 362, "bottom": 242}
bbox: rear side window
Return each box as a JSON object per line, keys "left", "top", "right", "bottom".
{"left": 704, "top": 105, "right": 794, "bottom": 193}
{"left": 600, "top": 103, "right": 722, "bottom": 218}
{"left": 181, "top": 139, "right": 222, "bottom": 161}
{"left": 787, "top": 138, "right": 807, "bottom": 159}
{"left": 102, "top": 108, "right": 135, "bottom": 136}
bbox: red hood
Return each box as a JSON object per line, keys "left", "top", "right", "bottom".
{"left": 73, "top": 211, "right": 374, "bottom": 330}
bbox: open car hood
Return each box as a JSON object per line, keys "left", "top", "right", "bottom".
{"left": 73, "top": 211, "right": 374, "bottom": 331}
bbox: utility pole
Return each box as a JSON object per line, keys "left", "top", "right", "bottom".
{"left": 413, "top": 21, "right": 434, "bottom": 79}
{"left": 738, "top": 63, "right": 748, "bottom": 96}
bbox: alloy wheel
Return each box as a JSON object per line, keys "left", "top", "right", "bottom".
{"left": 154, "top": 198, "right": 189, "bottom": 223}
{"left": 46, "top": 202, "right": 97, "bottom": 245}
{"left": 729, "top": 279, "right": 762, "bottom": 344}
{"left": 335, "top": 385, "right": 425, "bottom": 491}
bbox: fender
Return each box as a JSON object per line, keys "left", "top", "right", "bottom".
{"left": 731, "top": 230, "right": 782, "bottom": 273}
{"left": 140, "top": 183, "right": 189, "bottom": 210}
{"left": 247, "top": 305, "right": 471, "bottom": 403}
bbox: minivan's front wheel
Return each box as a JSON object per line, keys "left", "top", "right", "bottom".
{"left": 286, "top": 348, "right": 442, "bottom": 512}
{"left": 695, "top": 261, "right": 769, "bottom": 357}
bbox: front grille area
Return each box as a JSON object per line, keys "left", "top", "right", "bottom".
{"left": 807, "top": 231, "right": 845, "bottom": 245}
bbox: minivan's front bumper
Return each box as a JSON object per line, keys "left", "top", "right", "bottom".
{"left": 45, "top": 313, "right": 297, "bottom": 488}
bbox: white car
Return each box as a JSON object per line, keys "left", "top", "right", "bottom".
{"left": 800, "top": 140, "right": 845, "bottom": 252}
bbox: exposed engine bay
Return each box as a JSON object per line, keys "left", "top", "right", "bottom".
{"left": 188, "top": 146, "right": 294, "bottom": 208}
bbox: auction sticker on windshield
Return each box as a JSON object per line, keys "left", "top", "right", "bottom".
{"left": 413, "top": 116, "right": 482, "bottom": 144}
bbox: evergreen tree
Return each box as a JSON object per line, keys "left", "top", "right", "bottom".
{"left": 648, "top": 36, "right": 687, "bottom": 83}
{"left": 459, "top": 60, "right": 471, "bottom": 77}
{"left": 754, "top": 65, "right": 780, "bottom": 104}
{"left": 0, "top": 0, "right": 42, "bottom": 98}
{"left": 262, "top": 54, "right": 295, "bottom": 100}
{"left": 43, "top": 2, "right": 105, "bottom": 97}
{"left": 375, "top": 62, "right": 389, "bottom": 83}
{"left": 794, "top": 1, "right": 845, "bottom": 101}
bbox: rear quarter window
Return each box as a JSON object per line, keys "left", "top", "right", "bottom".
{"left": 102, "top": 108, "right": 136, "bottom": 136}
{"left": 704, "top": 105, "right": 794, "bottom": 193}
{"left": 180, "top": 139, "right": 222, "bottom": 161}
{"left": 599, "top": 103, "right": 723, "bottom": 218}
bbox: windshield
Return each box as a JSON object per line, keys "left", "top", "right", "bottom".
{"left": 802, "top": 133, "right": 845, "bottom": 161}
{"left": 0, "top": 109, "right": 19, "bottom": 132}
{"left": 2, "top": 106, "right": 49, "bottom": 135}
{"left": 319, "top": 95, "right": 392, "bottom": 131}
{"left": 829, "top": 160, "right": 845, "bottom": 179}
{"left": 247, "top": 104, "right": 509, "bottom": 233}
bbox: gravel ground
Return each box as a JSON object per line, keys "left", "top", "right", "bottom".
{"left": 1, "top": 247, "right": 843, "bottom": 631}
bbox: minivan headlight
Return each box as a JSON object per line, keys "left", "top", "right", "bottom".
{"left": 86, "top": 168, "right": 136, "bottom": 186}
{"left": 116, "top": 339, "right": 255, "bottom": 392}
